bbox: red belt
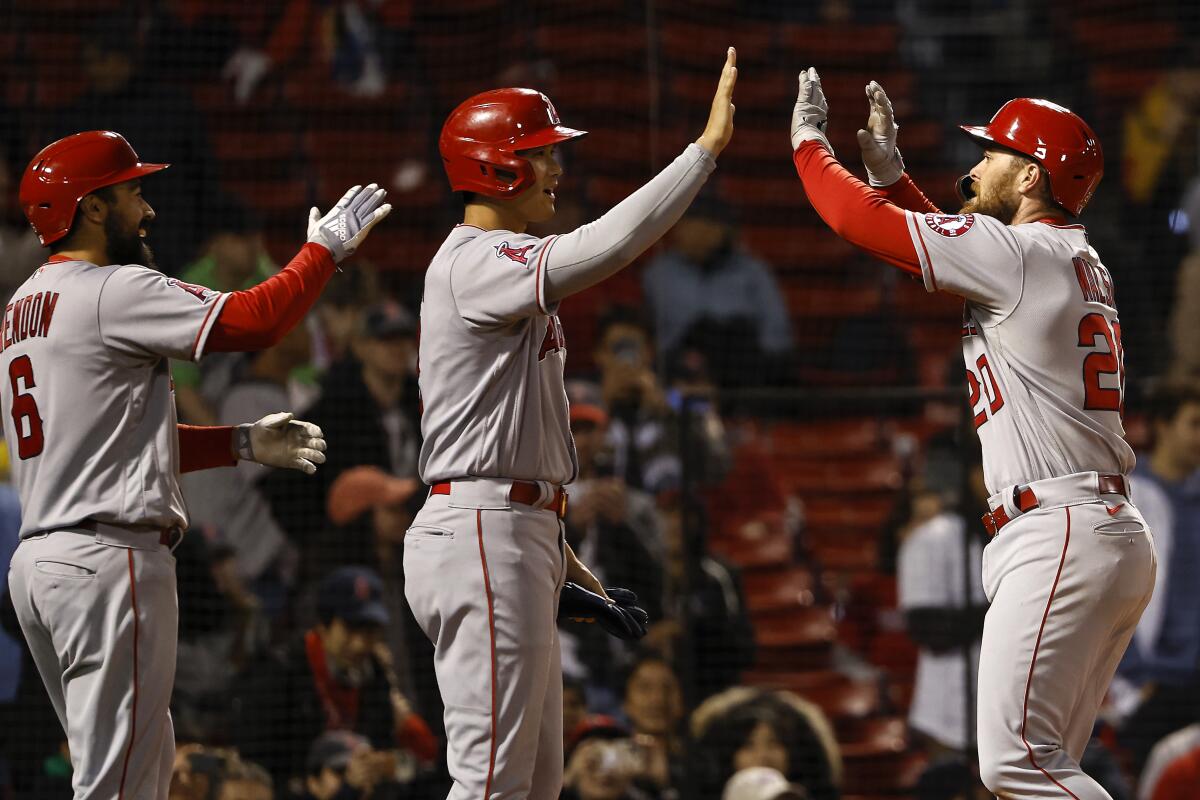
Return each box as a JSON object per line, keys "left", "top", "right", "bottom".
{"left": 430, "top": 481, "right": 568, "bottom": 519}
{"left": 981, "top": 474, "right": 1127, "bottom": 536}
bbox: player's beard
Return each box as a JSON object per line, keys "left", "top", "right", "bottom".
{"left": 106, "top": 214, "right": 156, "bottom": 269}
{"left": 960, "top": 164, "right": 1023, "bottom": 224}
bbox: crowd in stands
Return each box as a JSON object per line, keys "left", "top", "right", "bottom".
{"left": 0, "top": 1, "right": 1198, "bottom": 799}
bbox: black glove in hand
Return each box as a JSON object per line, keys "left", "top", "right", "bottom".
{"left": 559, "top": 582, "right": 649, "bottom": 641}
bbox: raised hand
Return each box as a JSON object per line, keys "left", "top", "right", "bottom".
{"left": 857, "top": 80, "right": 905, "bottom": 186}
{"left": 790, "top": 66, "right": 832, "bottom": 154}
{"left": 236, "top": 412, "right": 327, "bottom": 475}
{"left": 696, "top": 47, "right": 738, "bottom": 157}
{"left": 306, "top": 183, "right": 392, "bottom": 263}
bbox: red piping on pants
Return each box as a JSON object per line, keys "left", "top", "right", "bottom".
{"left": 1019, "top": 507, "right": 1080, "bottom": 799}
{"left": 477, "top": 510, "right": 498, "bottom": 798}
{"left": 118, "top": 549, "right": 140, "bottom": 799}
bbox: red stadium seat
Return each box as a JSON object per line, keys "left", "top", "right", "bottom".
{"left": 533, "top": 24, "right": 648, "bottom": 65}
{"left": 766, "top": 418, "right": 884, "bottom": 457}
{"left": 779, "top": 24, "right": 901, "bottom": 68}
{"left": 742, "top": 567, "right": 818, "bottom": 613}
{"left": 659, "top": 18, "right": 777, "bottom": 71}
{"left": 842, "top": 750, "right": 927, "bottom": 795}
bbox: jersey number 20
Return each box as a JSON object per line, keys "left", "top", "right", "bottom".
{"left": 8, "top": 355, "right": 44, "bottom": 459}
{"left": 1078, "top": 313, "right": 1125, "bottom": 413}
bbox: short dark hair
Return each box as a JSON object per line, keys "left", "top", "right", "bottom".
{"left": 1146, "top": 377, "right": 1200, "bottom": 426}
{"left": 50, "top": 185, "right": 118, "bottom": 254}
{"left": 595, "top": 304, "right": 653, "bottom": 344}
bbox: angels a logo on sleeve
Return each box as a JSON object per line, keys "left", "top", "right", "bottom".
{"left": 494, "top": 242, "right": 534, "bottom": 265}
{"left": 165, "top": 278, "right": 215, "bottom": 302}
{"left": 924, "top": 213, "right": 976, "bottom": 238}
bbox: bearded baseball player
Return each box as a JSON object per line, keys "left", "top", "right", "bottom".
{"left": 5, "top": 130, "right": 390, "bottom": 798}
{"left": 405, "top": 49, "right": 736, "bottom": 800}
{"left": 788, "top": 71, "right": 1155, "bottom": 798}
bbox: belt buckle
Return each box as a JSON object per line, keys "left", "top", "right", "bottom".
{"left": 558, "top": 490, "right": 569, "bottom": 519}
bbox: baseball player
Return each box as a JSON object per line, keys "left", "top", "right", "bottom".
{"left": 5, "top": 130, "right": 390, "bottom": 798}
{"left": 406, "top": 49, "right": 737, "bottom": 800}
{"left": 788, "top": 71, "right": 1155, "bottom": 798}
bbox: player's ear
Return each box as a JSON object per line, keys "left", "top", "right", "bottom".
{"left": 77, "top": 192, "right": 109, "bottom": 226}
{"left": 1018, "top": 161, "right": 1044, "bottom": 197}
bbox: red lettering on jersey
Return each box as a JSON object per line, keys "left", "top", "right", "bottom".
{"left": 1073, "top": 257, "right": 1115, "bottom": 308}
{"left": 495, "top": 242, "right": 535, "bottom": 265}
{"left": 2, "top": 302, "right": 10, "bottom": 349}
{"left": 538, "top": 315, "right": 566, "bottom": 361}
{"left": 15, "top": 297, "right": 28, "bottom": 343}
{"left": 38, "top": 292, "right": 58, "bottom": 338}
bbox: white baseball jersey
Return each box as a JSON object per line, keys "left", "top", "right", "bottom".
{"left": 905, "top": 213, "right": 1134, "bottom": 494}
{"left": 0, "top": 258, "right": 228, "bottom": 537}
{"left": 418, "top": 225, "right": 575, "bottom": 485}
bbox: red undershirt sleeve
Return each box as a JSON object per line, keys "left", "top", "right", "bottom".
{"left": 206, "top": 242, "right": 336, "bottom": 352}
{"left": 396, "top": 712, "right": 439, "bottom": 763}
{"left": 876, "top": 173, "right": 943, "bottom": 214}
{"left": 791, "top": 142, "right": 922, "bottom": 275}
{"left": 178, "top": 424, "right": 236, "bottom": 473}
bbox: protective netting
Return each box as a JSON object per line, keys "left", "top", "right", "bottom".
{"left": 0, "top": 1, "right": 1197, "bottom": 798}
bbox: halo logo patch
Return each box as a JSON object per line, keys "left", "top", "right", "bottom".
{"left": 924, "top": 213, "right": 975, "bottom": 238}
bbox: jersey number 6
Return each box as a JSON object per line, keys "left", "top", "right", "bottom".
{"left": 8, "top": 355, "right": 44, "bottom": 459}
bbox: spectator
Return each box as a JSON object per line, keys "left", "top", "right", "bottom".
{"left": 265, "top": 302, "right": 422, "bottom": 575}
{"left": 172, "top": 199, "right": 280, "bottom": 425}
{"left": 170, "top": 745, "right": 274, "bottom": 800}
{"left": 647, "top": 507, "right": 755, "bottom": 700}
{"left": 1115, "top": 378, "right": 1200, "bottom": 771}
{"left": 642, "top": 189, "right": 793, "bottom": 389}
{"left": 560, "top": 395, "right": 665, "bottom": 696}
{"left": 692, "top": 688, "right": 840, "bottom": 800}
{"left": 0, "top": 151, "right": 43, "bottom": 303}
{"left": 44, "top": 12, "right": 220, "bottom": 271}
{"left": 589, "top": 309, "right": 681, "bottom": 495}
{"left": 562, "top": 717, "right": 649, "bottom": 800}
{"left": 302, "top": 730, "right": 411, "bottom": 800}
{"left": 721, "top": 767, "right": 807, "bottom": 800}
{"left": 180, "top": 320, "right": 314, "bottom": 613}
{"left": 173, "top": 530, "right": 269, "bottom": 743}
{"left": 564, "top": 676, "right": 592, "bottom": 750}
{"left": 1137, "top": 723, "right": 1200, "bottom": 800}
{"left": 897, "top": 441, "right": 988, "bottom": 756}
{"left": 233, "top": 567, "right": 437, "bottom": 788}
{"left": 621, "top": 654, "right": 686, "bottom": 799}
{"left": 325, "top": 466, "right": 440, "bottom": 738}
{"left": 913, "top": 756, "right": 987, "bottom": 800}
{"left": 1167, "top": 179, "right": 1200, "bottom": 376}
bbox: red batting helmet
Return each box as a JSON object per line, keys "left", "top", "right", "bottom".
{"left": 957, "top": 98, "right": 1103, "bottom": 217}
{"left": 20, "top": 131, "right": 169, "bottom": 246}
{"left": 439, "top": 88, "right": 586, "bottom": 199}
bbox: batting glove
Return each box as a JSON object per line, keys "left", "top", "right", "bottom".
{"left": 791, "top": 67, "right": 833, "bottom": 154}
{"left": 559, "top": 582, "right": 650, "bottom": 641}
{"left": 857, "top": 80, "right": 905, "bottom": 187}
{"left": 235, "top": 412, "right": 327, "bottom": 475}
{"left": 307, "top": 184, "right": 392, "bottom": 264}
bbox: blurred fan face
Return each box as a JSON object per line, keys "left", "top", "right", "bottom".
{"left": 563, "top": 685, "right": 589, "bottom": 741}
{"left": 354, "top": 333, "right": 415, "bottom": 380}
{"left": 669, "top": 216, "right": 730, "bottom": 263}
{"left": 207, "top": 231, "right": 263, "bottom": 288}
{"left": 733, "top": 721, "right": 790, "bottom": 775}
{"left": 624, "top": 660, "right": 683, "bottom": 735}
{"left": 217, "top": 779, "right": 271, "bottom": 800}
{"left": 322, "top": 618, "right": 382, "bottom": 675}
{"left": 567, "top": 739, "right": 638, "bottom": 800}
{"left": 511, "top": 145, "right": 562, "bottom": 224}
{"left": 960, "top": 151, "right": 1025, "bottom": 224}
{"left": 570, "top": 419, "right": 606, "bottom": 470}
{"left": 1156, "top": 401, "right": 1200, "bottom": 474}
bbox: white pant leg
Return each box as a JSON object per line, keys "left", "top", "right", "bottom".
{"left": 405, "top": 498, "right": 566, "bottom": 800}
{"left": 977, "top": 503, "right": 1155, "bottom": 799}
{"left": 8, "top": 531, "right": 178, "bottom": 800}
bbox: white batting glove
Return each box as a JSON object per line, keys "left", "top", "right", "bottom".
{"left": 857, "top": 80, "right": 905, "bottom": 187}
{"left": 791, "top": 67, "right": 833, "bottom": 154}
{"left": 306, "top": 183, "right": 392, "bottom": 263}
{"left": 235, "top": 413, "right": 327, "bottom": 475}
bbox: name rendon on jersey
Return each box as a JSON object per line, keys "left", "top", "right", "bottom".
{"left": 0, "top": 291, "right": 60, "bottom": 352}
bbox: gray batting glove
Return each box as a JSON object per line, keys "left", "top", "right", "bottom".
{"left": 857, "top": 80, "right": 905, "bottom": 187}
{"left": 306, "top": 183, "right": 392, "bottom": 263}
{"left": 236, "top": 412, "right": 327, "bottom": 475}
{"left": 791, "top": 67, "right": 833, "bottom": 154}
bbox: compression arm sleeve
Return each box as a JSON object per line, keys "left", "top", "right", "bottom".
{"left": 543, "top": 143, "right": 716, "bottom": 302}
{"left": 877, "top": 173, "right": 942, "bottom": 214}
{"left": 792, "top": 141, "right": 922, "bottom": 276}
{"left": 178, "top": 425, "right": 237, "bottom": 472}
{"left": 207, "top": 243, "right": 336, "bottom": 352}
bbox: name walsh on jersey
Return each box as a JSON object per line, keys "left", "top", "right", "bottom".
{"left": 0, "top": 292, "right": 60, "bottom": 352}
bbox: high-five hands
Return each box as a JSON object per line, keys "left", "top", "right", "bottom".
{"left": 791, "top": 67, "right": 832, "bottom": 154}
{"left": 236, "top": 412, "right": 327, "bottom": 475}
{"left": 306, "top": 183, "right": 392, "bottom": 263}
{"left": 857, "top": 80, "right": 905, "bottom": 186}
{"left": 696, "top": 47, "right": 738, "bottom": 158}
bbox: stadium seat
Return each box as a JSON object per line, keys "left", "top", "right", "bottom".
{"left": 533, "top": 24, "right": 648, "bottom": 66}
{"left": 841, "top": 750, "right": 927, "bottom": 795}
{"left": 742, "top": 567, "right": 818, "bottom": 613}
{"left": 778, "top": 24, "right": 900, "bottom": 68}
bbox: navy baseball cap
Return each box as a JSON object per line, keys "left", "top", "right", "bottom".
{"left": 316, "top": 566, "right": 389, "bottom": 628}
{"left": 361, "top": 302, "right": 417, "bottom": 339}
{"left": 306, "top": 730, "right": 370, "bottom": 773}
